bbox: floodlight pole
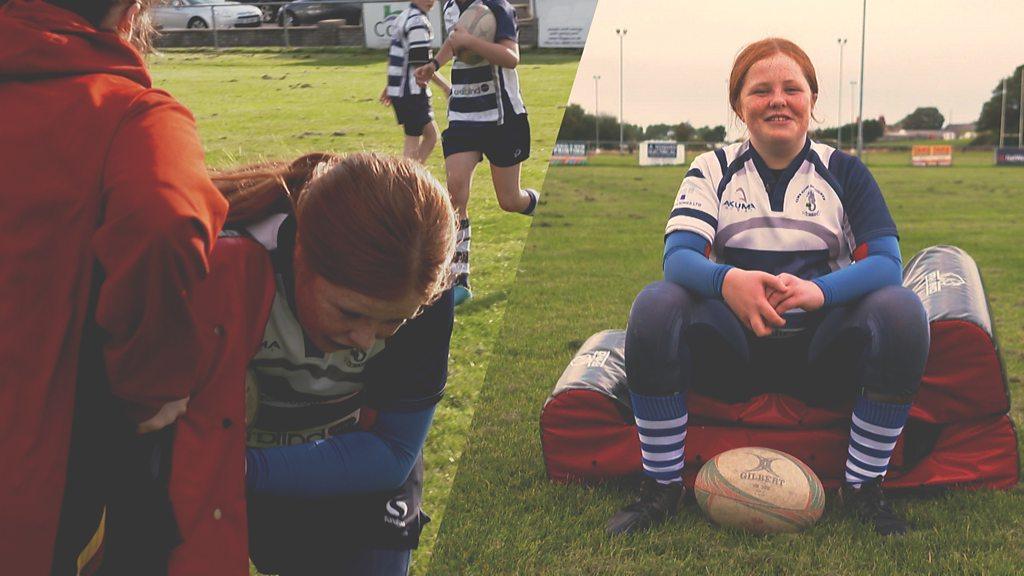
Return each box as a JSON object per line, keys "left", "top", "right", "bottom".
{"left": 999, "top": 77, "right": 1007, "bottom": 147}
{"left": 856, "top": 0, "right": 866, "bottom": 157}
{"left": 616, "top": 28, "right": 627, "bottom": 151}
{"left": 850, "top": 80, "right": 857, "bottom": 127}
{"left": 594, "top": 75, "right": 601, "bottom": 150}
{"left": 837, "top": 38, "right": 847, "bottom": 150}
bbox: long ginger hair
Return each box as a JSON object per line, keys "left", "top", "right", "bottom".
{"left": 212, "top": 152, "right": 457, "bottom": 304}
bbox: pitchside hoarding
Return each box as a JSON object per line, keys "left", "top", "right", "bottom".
{"left": 995, "top": 147, "right": 1024, "bottom": 166}
{"left": 550, "top": 141, "right": 588, "bottom": 165}
{"left": 535, "top": 0, "right": 598, "bottom": 48}
{"left": 639, "top": 141, "right": 685, "bottom": 166}
{"left": 911, "top": 145, "right": 953, "bottom": 167}
{"left": 363, "top": 2, "right": 443, "bottom": 49}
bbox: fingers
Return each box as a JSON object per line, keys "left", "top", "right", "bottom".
{"left": 763, "top": 273, "right": 790, "bottom": 294}
{"left": 759, "top": 300, "right": 786, "bottom": 327}
{"left": 747, "top": 313, "right": 770, "bottom": 338}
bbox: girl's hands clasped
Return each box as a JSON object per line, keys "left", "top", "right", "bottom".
{"left": 768, "top": 272, "right": 825, "bottom": 314}
{"left": 721, "top": 269, "right": 789, "bottom": 337}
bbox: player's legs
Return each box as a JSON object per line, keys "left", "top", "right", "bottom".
{"left": 444, "top": 150, "right": 481, "bottom": 305}
{"left": 416, "top": 121, "right": 439, "bottom": 163}
{"left": 489, "top": 162, "right": 538, "bottom": 215}
{"left": 402, "top": 135, "right": 421, "bottom": 161}
{"left": 484, "top": 113, "right": 538, "bottom": 215}
{"left": 608, "top": 281, "right": 748, "bottom": 536}
{"left": 808, "top": 285, "right": 929, "bottom": 535}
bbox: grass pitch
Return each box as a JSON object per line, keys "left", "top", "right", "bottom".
{"left": 428, "top": 151, "right": 1024, "bottom": 575}
{"left": 147, "top": 47, "right": 580, "bottom": 574}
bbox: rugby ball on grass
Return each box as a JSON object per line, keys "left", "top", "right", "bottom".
{"left": 694, "top": 447, "right": 825, "bottom": 534}
{"left": 455, "top": 3, "right": 496, "bottom": 66}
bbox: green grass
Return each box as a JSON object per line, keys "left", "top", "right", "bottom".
{"left": 428, "top": 152, "right": 1024, "bottom": 575}
{"left": 146, "top": 47, "right": 580, "bottom": 575}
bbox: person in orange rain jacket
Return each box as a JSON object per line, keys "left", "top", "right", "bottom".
{"left": 0, "top": 0, "right": 227, "bottom": 573}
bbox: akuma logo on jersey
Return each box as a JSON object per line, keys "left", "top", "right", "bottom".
{"left": 795, "top": 185, "right": 826, "bottom": 217}
{"left": 912, "top": 269, "right": 967, "bottom": 298}
{"left": 260, "top": 340, "right": 281, "bottom": 351}
{"left": 723, "top": 187, "right": 756, "bottom": 212}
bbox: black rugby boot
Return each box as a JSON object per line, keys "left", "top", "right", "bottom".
{"left": 840, "top": 477, "right": 909, "bottom": 536}
{"left": 606, "top": 476, "right": 683, "bottom": 536}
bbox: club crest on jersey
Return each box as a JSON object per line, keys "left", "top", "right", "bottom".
{"left": 795, "top": 185, "right": 826, "bottom": 217}
{"left": 344, "top": 348, "right": 369, "bottom": 368}
{"left": 722, "top": 187, "right": 756, "bottom": 212}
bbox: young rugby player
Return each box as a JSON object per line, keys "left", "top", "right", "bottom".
{"left": 381, "top": 0, "right": 450, "bottom": 162}
{"left": 414, "top": 0, "right": 539, "bottom": 305}
{"left": 607, "top": 38, "right": 929, "bottom": 538}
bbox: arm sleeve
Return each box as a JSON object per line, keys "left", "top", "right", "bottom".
{"left": 487, "top": 0, "right": 519, "bottom": 42}
{"left": 245, "top": 405, "right": 434, "bottom": 496}
{"left": 663, "top": 231, "right": 732, "bottom": 299}
{"left": 406, "top": 14, "right": 432, "bottom": 62}
{"left": 93, "top": 90, "right": 228, "bottom": 422}
{"left": 812, "top": 236, "right": 903, "bottom": 306}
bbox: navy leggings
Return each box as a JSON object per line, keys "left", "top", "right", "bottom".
{"left": 624, "top": 281, "right": 930, "bottom": 404}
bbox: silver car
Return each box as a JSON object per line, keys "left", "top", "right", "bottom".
{"left": 152, "top": 0, "right": 263, "bottom": 29}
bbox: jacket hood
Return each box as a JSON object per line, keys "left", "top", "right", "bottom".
{"left": 0, "top": 0, "right": 150, "bottom": 86}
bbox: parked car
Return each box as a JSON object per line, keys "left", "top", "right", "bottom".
{"left": 152, "top": 0, "right": 263, "bottom": 29}
{"left": 277, "top": 0, "right": 362, "bottom": 27}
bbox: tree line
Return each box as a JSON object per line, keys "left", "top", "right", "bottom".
{"left": 556, "top": 104, "right": 726, "bottom": 145}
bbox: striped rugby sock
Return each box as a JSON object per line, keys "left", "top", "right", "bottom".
{"left": 630, "top": 391, "right": 687, "bottom": 485}
{"left": 844, "top": 395, "right": 911, "bottom": 488}
{"left": 520, "top": 189, "right": 539, "bottom": 216}
{"left": 454, "top": 218, "right": 470, "bottom": 287}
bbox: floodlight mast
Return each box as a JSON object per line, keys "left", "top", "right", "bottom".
{"left": 856, "top": 0, "right": 866, "bottom": 157}
{"left": 594, "top": 75, "right": 601, "bottom": 150}
{"left": 837, "top": 38, "right": 847, "bottom": 150}
{"left": 616, "top": 28, "right": 627, "bottom": 151}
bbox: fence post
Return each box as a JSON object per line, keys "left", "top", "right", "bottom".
{"left": 210, "top": 5, "right": 219, "bottom": 49}
{"left": 282, "top": 3, "right": 290, "bottom": 48}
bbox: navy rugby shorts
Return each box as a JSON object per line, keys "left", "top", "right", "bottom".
{"left": 392, "top": 93, "right": 433, "bottom": 137}
{"left": 442, "top": 113, "right": 531, "bottom": 167}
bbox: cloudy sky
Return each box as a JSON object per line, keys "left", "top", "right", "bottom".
{"left": 567, "top": 0, "right": 1024, "bottom": 139}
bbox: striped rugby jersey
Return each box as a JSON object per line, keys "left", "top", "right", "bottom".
{"left": 666, "top": 139, "right": 897, "bottom": 280}
{"left": 443, "top": 0, "right": 526, "bottom": 126}
{"left": 387, "top": 4, "right": 433, "bottom": 98}
{"left": 242, "top": 213, "right": 450, "bottom": 448}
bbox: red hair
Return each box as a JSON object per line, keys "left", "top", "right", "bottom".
{"left": 212, "top": 152, "right": 456, "bottom": 304}
{"left": 729, "top": 37, "right": 819, "bottom": 116}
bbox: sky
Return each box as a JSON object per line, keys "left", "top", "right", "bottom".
{"left": 567, "top": 0, "right": 1024, "bottom": 139}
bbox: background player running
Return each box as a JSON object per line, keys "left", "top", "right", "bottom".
{"left": 606, "top": 38, "right": 929, "bottom": 538}
{"left": 380, "top": 0, "right": 450, "bottom": 163}
{"left": 413, "top": 0, "right": 539, "bottom": 306}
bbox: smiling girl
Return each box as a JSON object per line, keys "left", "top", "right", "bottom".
{"left": 606, "top": 38, "right": 929, "bottom": 537}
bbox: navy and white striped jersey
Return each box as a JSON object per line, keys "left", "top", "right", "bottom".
{"left": 666, "top": 139, "right": 897, "bottom": 280}
{"left": 242, "top": 213, "right": 451, "bottom": 448}
{"left": 443, "top": 0, "right": 527, "bottom": 126}
{"left": 387, "top": 4, "right": 434, "bottom": 98}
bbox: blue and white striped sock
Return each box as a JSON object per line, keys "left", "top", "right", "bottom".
{"left": 630, "top": 391, "right": 687, "bottom": 485}
{"left": 844, "top": 395, "right": 911, "bottom": 488}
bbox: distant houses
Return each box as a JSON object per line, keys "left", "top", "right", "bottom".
{"left": 881, "top": 122, "right": 977, "bottom": 141}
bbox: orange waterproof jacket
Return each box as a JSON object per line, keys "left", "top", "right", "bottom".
{"left": 0, "top": 1, "right": 227, "bottom": 572}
